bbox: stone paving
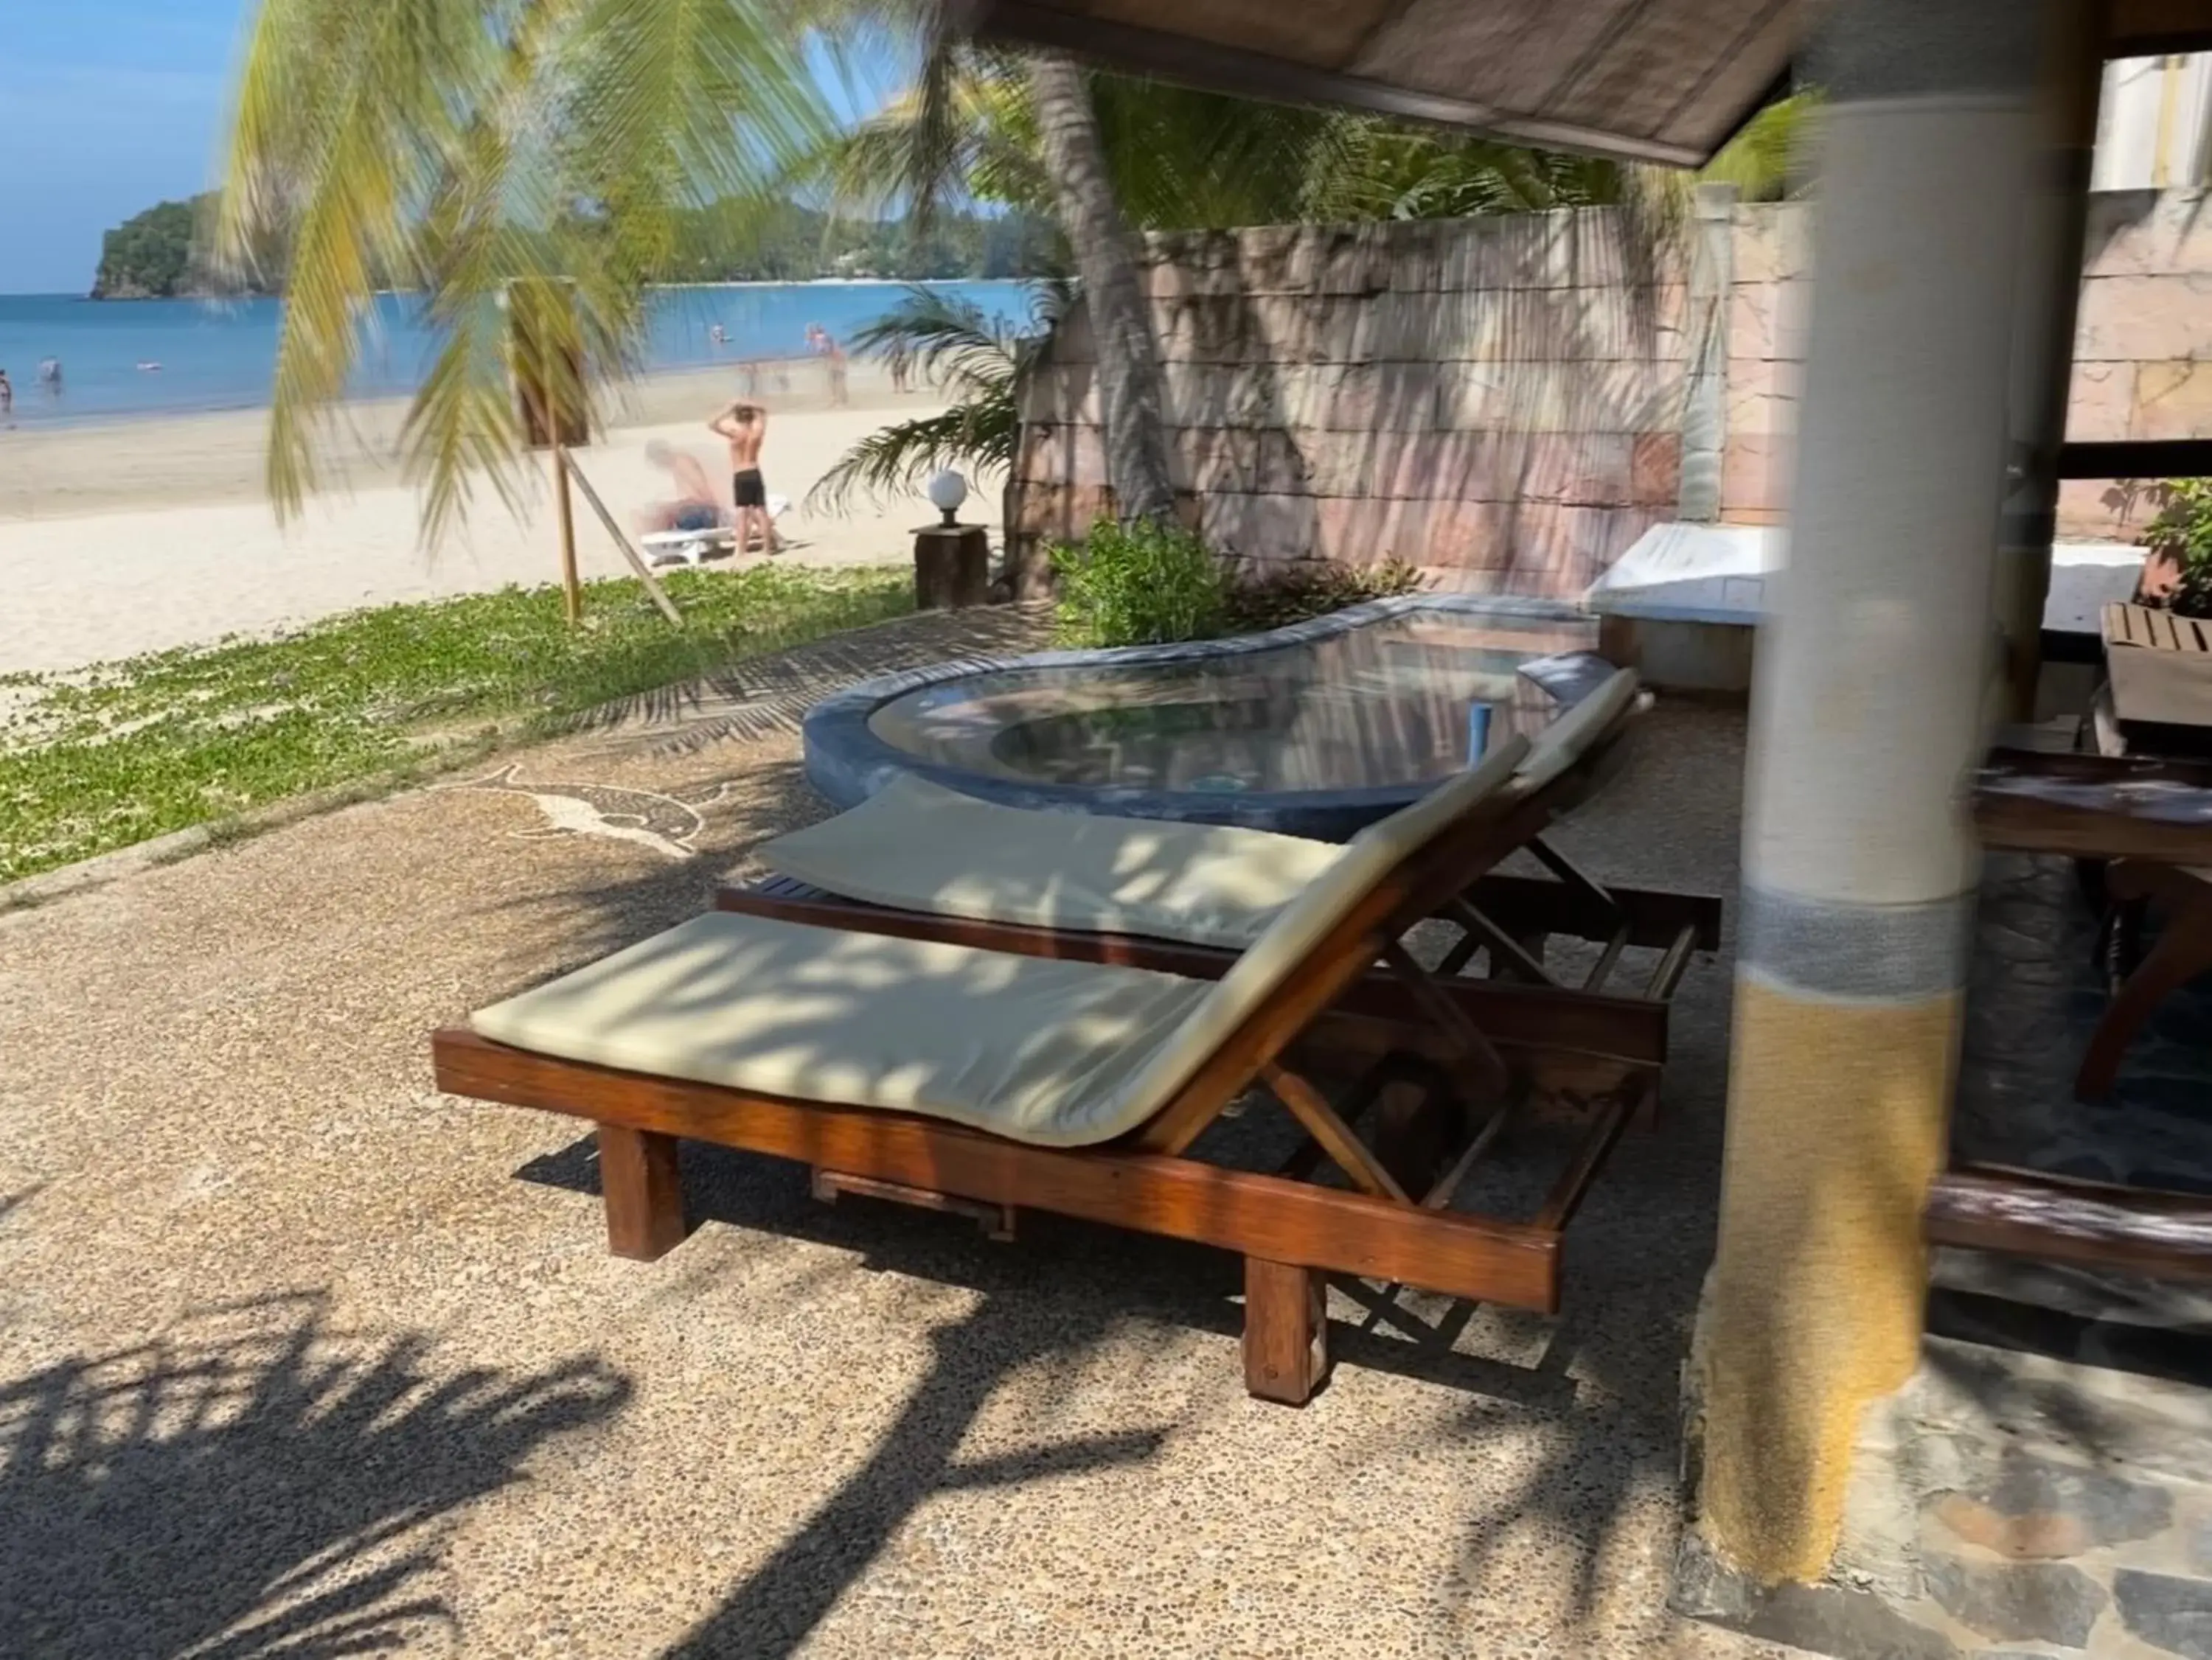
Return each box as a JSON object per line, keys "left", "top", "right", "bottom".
{"left": 0, "top": 605, "right": 1780, "bottom": 1660}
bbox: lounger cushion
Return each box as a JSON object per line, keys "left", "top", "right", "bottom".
{"left": 476, "top": 739, "right": 1531, "bottom": 1147}
{"left": 760, "top": 773, "right": 1344, "bottom": 950}
{"left": 471, "top": 912, "right": 1213, "bottom": 1145}
{"left": 1085, "top": 734, "right": 1528, "bottom": 1122}
{"left": 758, "top": 670, "right": 1638, "bottom": 949}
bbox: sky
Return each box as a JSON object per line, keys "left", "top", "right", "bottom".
{"left": 0, "top": 3, "right": 904, "bottom": 296}
{"left": 0, "top": 1, "right": 243, "bottom": 293}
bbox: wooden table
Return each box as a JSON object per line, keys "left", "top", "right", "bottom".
{"left": 1933, "top": 746, "right": 2212, "bottom": 1280}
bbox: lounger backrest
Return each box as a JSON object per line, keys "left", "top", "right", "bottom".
{"left": 1107, "top": 733, "right": 1534, "bottom": 1122}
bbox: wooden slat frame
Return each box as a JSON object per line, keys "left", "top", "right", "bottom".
{"left": 433, "top": 704, "right": 1704, "bottom": 1393}
{"left": 433, "top": 1028, "right": 1563, "bottom": 1310}
{"left": 1974, "top": 746, "right": 2212, "bottom": 867}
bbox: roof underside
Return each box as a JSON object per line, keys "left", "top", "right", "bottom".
{"left": 962, "top": 0, "right": 1803, "bottom": 167}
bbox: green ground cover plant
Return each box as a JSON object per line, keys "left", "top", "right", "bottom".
{"left": 1050, "top": 517, "right": 1427, "bottom": 648}
{"left": 0, "top": 565, "right": 912, "bottom": 885}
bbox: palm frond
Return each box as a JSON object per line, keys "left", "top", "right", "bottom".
{"left": 214, "top": 0, "right": 830, "bottom": 537}
{"left": 804, "top": 405, "right": 1017, "bottom": 517}
{"left": 805, "top": 279, "right": 1067, "bottom": 516}
{"left": 1700, "top": 91, "right": 1818, "bottom": 202}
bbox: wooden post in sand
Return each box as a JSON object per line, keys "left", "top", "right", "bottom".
{"left": 562, "top": 450, "right": 684, "bottom": 627}
{"left": 505, "top": 279, "right": 590, "bottom": 630}
{"left": 552, "top": 439, "right": 582, "bottom": 628}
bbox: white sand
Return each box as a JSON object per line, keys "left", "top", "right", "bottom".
{"left": 0, "top": 365, "right": 985, "bottom": 674}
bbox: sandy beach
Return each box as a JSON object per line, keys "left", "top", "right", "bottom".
{"left": 0, "top": 362, "right": 984, "bottom": 674}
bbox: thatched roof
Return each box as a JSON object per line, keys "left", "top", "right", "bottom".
{"left": 963, "top": 0, "right": 2212, "bottom": 167}
{"left": 961, "top": 0, "right": 1801, "bottom": 166}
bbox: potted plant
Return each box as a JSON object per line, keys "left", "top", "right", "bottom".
{"left": 2138, "top": 478, "right": 2212, "bottom": 617}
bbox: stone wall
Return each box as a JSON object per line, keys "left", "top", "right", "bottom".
{"left": 1006, "top": 190, "right": 2212, "bottom": 598}
{"left": 1008, "top": 214, "right": 1691, "bottom": 598}
{"left": 2063, "top": 188, "right": 2212, "bottom": 539}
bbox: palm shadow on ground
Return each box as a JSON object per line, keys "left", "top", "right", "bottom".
{"left": 0, "top": 1290, "right": 628, "bottom": 1659}
{"left": 456, "top": 698, "right": 1748, "bottom": 1652}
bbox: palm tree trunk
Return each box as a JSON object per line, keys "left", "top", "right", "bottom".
{"left": 1027, "top": 49, "right": 1176, "bottom": 526}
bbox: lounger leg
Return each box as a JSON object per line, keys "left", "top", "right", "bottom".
{"left": 1243, "top": 1257, "right": 1329, "bottom": 1405}
{"left": 598, "top": 1124, "right": 688, "bottom": 1260}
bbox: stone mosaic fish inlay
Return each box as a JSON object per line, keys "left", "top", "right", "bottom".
{"left": 443, "top": 762, "right": 730, "bottom": 860}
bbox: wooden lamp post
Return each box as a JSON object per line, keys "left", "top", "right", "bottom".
{"left": 914, "top": 469, "right": 991, "bottom": 610}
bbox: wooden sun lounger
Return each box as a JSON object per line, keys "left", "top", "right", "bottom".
{"left": 432, "top": 741, "right": 1655, "bottom": 1403}
{"left": 718, "top": 685, "right": 1719, "bottom": 1120}
{"left": 716, "top": 869, "right": 1715, "bottom": 1117}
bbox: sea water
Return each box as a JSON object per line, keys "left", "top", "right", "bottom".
{"left": 0, "top": 281, "right": 1033, "bottom": 427}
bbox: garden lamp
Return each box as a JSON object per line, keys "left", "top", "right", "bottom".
{"left": 927, "top": 469, "right": 967, "bottom": 527}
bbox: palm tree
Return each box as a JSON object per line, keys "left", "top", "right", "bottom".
{"left": 807, "top": 33, "right": 1362, "bottom": 533}
{"left": 810, "top": 36, "right": 1284, "bottom": 531}
{"left": 808, "top": 52, "right": 1810, "bottom": 529}
{"left": 804, "top": 281, "right": 1068, "bottom": 516}
{"left": 1026, "top": 51, "right": 1175, "bottom": 527}
{"left": 212, "top": 0, "right": 829, "bottom": 538}
{"left": 810, "top": 45, "right": 1340, "bottom": 236}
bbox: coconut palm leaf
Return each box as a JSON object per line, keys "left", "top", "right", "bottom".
{"left": 1700, "top": 91, "right": 1817, "bottom": 202}
{"left": 804, "top": 280, "right": 1067, "bottom": 515}
{"left": 213, "top": 0, "right": 830, "bottom": 537}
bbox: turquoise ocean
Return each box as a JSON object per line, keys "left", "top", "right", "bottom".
{"left": 0, "top": 281, "right": 1030, "bottom": 428}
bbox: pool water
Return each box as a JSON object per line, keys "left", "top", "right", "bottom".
{"left": 866, "top": 613, "right": 1601, "bottom": 795}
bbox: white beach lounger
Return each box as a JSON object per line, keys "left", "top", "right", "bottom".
{"left": 439, "top": 732, "right": 1661, "bottom": 1406}
{"left": 640, "top": 495, "right": 790, "bottom": 565}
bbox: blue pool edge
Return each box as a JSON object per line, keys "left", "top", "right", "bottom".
{"left": 802, "top": 592, "right": 1594, "bottom": 843}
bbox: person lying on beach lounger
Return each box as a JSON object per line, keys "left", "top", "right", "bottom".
{"left": 636, "top": 438, "right": 728, "bottom": 538}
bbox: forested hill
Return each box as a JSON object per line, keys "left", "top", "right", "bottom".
{"left": 89, "top": 195, "right": 1057, "bottom": 297}
{"left": 91, "top": 195, "right": 257, "bottom": 300}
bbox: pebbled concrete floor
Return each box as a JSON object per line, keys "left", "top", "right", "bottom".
{"left": 0, "top": 608, "right": 1782, "bottom": 1660}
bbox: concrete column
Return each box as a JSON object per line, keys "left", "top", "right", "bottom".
{"left": 1695, "top": 0, "right": 2045, "bottom": 1584}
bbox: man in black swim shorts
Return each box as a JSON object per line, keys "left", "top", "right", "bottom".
{"left": 709, "top": 397, "right": 781, "bottom": 555}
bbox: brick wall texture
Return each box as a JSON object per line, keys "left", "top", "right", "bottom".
{"left": 1006, "top": 189, "right": 2212, "bottom": 599}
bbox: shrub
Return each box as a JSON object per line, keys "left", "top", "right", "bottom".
{"left": 1050, "top": 520, "right": 1432, "bottom": 646}
{"left": 1220, "top": 557, "right": 1427, "bottom": 634}
{"left": 2140, "top": 478, "right": 2212, "bottom": 618}
{"left": 1050, "top": 519, "right": 1230, "bottom": 646}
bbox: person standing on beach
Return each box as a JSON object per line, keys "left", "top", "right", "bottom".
{"left": 0, "top": 370, "right": 13, "bottom": 417}
{"left": 709, "top": 397, "right": 781, "bottom": 557}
